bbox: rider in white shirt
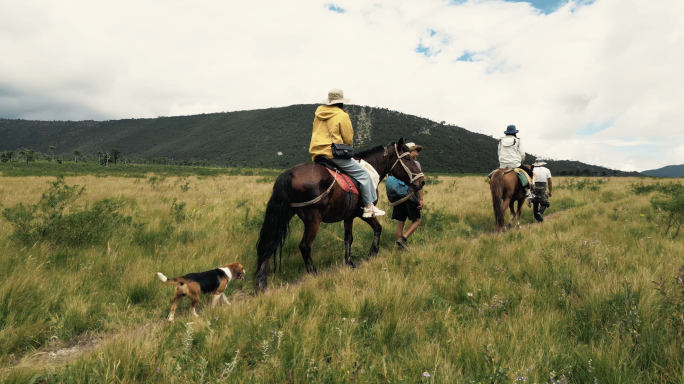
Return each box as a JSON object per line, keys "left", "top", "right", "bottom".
{"left": 498, "top": 125, "right": 534, "bottom": 199}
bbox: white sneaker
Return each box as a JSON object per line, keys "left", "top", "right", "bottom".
{"left": 362, "top": 206, "right": 386, "bottom": 218}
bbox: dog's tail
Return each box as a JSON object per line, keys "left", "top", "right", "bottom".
{"left": 157, "top": 272, "right": 177, "bottom": 284}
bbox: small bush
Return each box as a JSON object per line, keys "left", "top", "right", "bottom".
{"left": 1, "top": 177, "right": 131, "bottom": 246}
{"left": 171, "top": 199, "right": 187, "bottom": 223}
{"left": 631, "top": 181, "right": 659, "bottom": 195}
{"left": 653, "top": 266, "right": 684, "bottom": 342}
{"left": 649, "top": 182, "right": 684, "bottom": 239}
{"left": 132, "top": 220, "right": 175, "bottom": 253}
{"left": 148, "top": 176, "right": 166, "bottom": 190}
{"left": 557, "top": 178, "right": 606, "bottom": 192}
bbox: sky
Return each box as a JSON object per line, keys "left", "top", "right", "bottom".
{"left": 1, "top": 0, "right": 683, "bottom": 172}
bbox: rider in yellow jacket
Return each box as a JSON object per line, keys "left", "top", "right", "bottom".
{"left": 309, "top": 89, "right": 385, "bottom": 218}
{"left": 309, "top": 105, "right": 354, "bottom": 160}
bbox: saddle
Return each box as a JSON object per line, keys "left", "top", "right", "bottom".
{"left": 487, "top": 167, "right": 532, "bottom": 187}
{"left": 314, "top": 156, "right": 360, "bottom": 195}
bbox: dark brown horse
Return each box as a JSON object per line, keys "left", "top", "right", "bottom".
{"left": 255, "top": 138, "right": 425, "bottom": 291}
{"left": 489, "top": 165, "right": 534, "bottom": 232}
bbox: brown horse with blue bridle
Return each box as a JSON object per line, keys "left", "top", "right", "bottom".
{"left": 255, "top": 138, "right": 424, "bottom": 291}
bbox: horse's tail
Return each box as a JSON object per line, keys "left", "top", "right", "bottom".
{"left": 255, "top": 169, "right": 294, "bottom": 291}
{"left": 489, "top": 170, "right": 505, "bottom": 230}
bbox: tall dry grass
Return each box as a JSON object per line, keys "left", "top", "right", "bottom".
{"left": 0, "top": 173, "right": 683, "bottom": 383}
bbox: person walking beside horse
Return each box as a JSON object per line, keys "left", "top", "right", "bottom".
{"left": 309, "top": 88, "right": 385, "bottom": 218}
{"left": 393, "top": 142, "right": 424, "bottom": 251}
{"left": 489, "top": 125, "right": 535, "bottom": 231}
{"left": 531, "top": 161, "right": 552, "bottom": 222}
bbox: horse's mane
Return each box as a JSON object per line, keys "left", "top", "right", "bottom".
{"left": 354, "top": 145, "right": 385, "bottom": 158}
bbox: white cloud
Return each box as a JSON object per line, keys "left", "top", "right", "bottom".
{"left": 1, "top": 0, "right": 683, "bottom": 171}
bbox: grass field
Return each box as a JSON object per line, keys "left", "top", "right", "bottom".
{"left": 0, "top": 169, "right": 683, "bottom": 383}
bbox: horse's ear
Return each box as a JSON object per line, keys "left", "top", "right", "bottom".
{"left": 397, "top": 137, "right": 404, "bottom": 148}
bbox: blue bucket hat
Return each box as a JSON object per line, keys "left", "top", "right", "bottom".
{"left": 504, "top": 125, "right": 519, "bottom": 135}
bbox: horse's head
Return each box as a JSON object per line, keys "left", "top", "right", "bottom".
{"left": 387, "top": 137, "right": 425, "bottom": 192}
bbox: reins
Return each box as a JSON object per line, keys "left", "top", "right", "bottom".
{"left": 290, "top": 170, "right": 338, "bottom": 208}
{"left": 385, "top": 143, "right": 424, "bottom": 208}
{"left": 387, "top": 143, "right": 424, "bottom": 184}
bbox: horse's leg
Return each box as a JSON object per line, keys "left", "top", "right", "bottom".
{"left": 343, "top": 217, "right": 355, "bottom": 268}
{"left": 299, "top": 218, "right": 321, "bottom": 274}
{"left": 361, "top": 216, "right": 382, "bottom": 257}
{"left": 504, "top": 197, "right": 514, "bottom": 230}
{"left": 516, "top": 199, "right": 523, "bottom": 228}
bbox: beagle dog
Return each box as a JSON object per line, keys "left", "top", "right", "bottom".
{"left": 156, "top": 262, "right": 245, "bottom": 321}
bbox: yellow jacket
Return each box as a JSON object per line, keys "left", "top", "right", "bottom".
{"left": 309, "top": 105, "right": 354, "bottom": 161}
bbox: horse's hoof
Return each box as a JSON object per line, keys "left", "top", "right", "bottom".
{"left": 346, "top": 262, "right": 356, "bottom": 270}
{"left": 506, "top": 223, "right": 512, "bottom": 230}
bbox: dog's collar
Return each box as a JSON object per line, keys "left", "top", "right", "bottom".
{"left": 219, "top": 267, "right": 233, "bottom": 280}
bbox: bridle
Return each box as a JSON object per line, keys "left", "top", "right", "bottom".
{"left": 384, "top": 143, "right": 424, "bottom": 185}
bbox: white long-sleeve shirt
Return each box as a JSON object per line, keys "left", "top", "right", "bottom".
{"left": 498, "top": 135, "right": 525, "bottom": 168}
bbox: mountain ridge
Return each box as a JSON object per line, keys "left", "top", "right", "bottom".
{"left": 0, "top": 104, "right": 636, "bottom": 175}
{"left": 641, "top": 164, "right": 684, "bottom": 178}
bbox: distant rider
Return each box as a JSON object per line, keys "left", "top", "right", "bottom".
{"left": 531, "top": 161, "right": 553, "bottom": 222}
{"left": 309, "top": 88, "right": 385, "bottom": 218}
{"left": 498, "top": 125, "right": 534, "bottom": 199}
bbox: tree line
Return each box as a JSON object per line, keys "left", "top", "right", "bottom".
{"left": 1, "top": 147, "right": 122, "bottom": 166}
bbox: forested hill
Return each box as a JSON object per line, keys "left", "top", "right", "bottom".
{"left": 0, "top": 104, "right": 631, "bottom": 175}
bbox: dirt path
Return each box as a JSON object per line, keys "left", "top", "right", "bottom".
{"left": 2, "top": 322, "right": 159, "bottom": 376}
{"left": 2, "top": 292, "right": 253, "bottom": 376}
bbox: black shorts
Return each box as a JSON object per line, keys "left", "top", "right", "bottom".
{"left": 392, "top": 200, "right": 421, "bottom": 222}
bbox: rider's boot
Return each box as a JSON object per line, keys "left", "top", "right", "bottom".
{"left": 363, "top": 205, "right": 386, "bottom": 218}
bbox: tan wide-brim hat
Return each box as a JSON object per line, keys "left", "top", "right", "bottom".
{"left": 406, "top": 142, "right": 423, "bottom": 152}
{"left": 323, "top": 88, "right": 350, "bottom": 105}
{"left": 533, "top": 161, "right": 547, "bottom": 166}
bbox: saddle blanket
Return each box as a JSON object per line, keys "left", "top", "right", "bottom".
{"left": 487, "top": 168, "right": 532, "bottom": 187}
{"left": 328, "top": 169, "right": 359, "bottom": 195}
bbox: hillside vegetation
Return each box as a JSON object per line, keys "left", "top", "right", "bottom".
{"left": 1, "top": 171, "right": 683, "bottom": 383}
{"left": 0, "top": 105, "right": 631, "bottom": 175}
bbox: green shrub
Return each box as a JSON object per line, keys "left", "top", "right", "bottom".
{"left": 171, "top": 199, "right": 187, "bottom": 223}
{"left": 653, "top": 267, "right": 684, "bottom": 343}
{"left": 132, "top": 220, "right": 175, "bottom": 253}
{"left": 557, "top": 178, "right": 606, "bottom": 191}
{"left": 1, "top": 177, "right": 131, "bottom": 246}
{"left": 631, "top": 181, "right": 659, "bottom": 195}
{"left": 649, "top": 183, "right": 684, "bottom": 239}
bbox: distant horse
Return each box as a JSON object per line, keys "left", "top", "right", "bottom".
{"left": 489, "top": 165, "right": 534, "bottom": 232}
{"left": 255, "top": 138, "right": 425, "bottom": 291}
